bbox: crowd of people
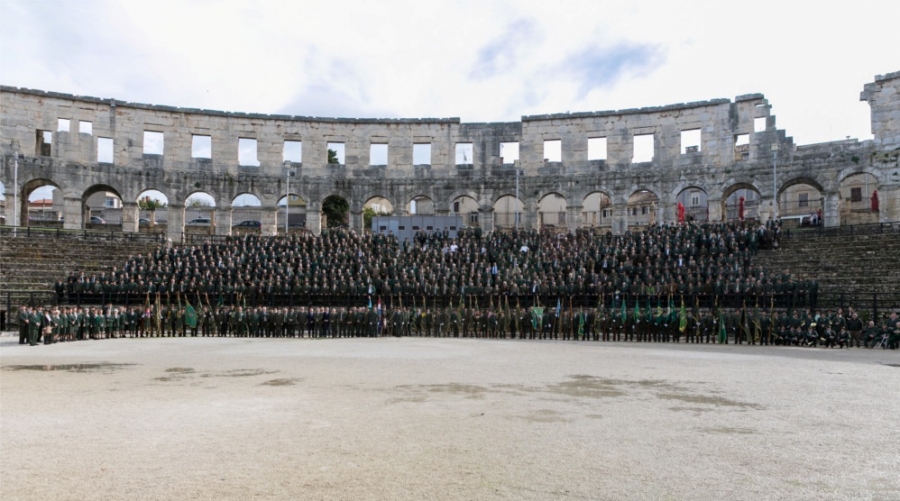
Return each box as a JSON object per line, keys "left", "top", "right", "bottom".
{"left": 17, "top": 302, "right": 900, "bottom": 349}
{"left": 55, "top": 219, "right": 820, "bottom": 311}
{"left": 20, "top": 218, "right": 895, "bottom": 350}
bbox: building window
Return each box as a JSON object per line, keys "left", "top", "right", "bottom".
{"left": 691, "top": 193, "right": 700, "bottom": 207}
{"left": 500, "top": 142, "right": 519, "bottom": 164}
{"left": 455, "top": 143, "right": 473, "bottom": 164}
{"left": 642, "top": 206, "right": 648, "bottom": 215}
{"left": 238, "top": 138, "right": 260, "bottom": 167}
{"left": 633, "top": 134, "right": 654, "bottom": 162}
{"left": 413, "top": 143, "right": 431, "bottom": 165}
{"left": 543, "top": 139, "right": 562, "bottom": 162}
{"left": 58, "top": 119, "right": 70, "bottom": 132}
{"left": 283, "top": 140, "right": 302, "bottom": 163}
{"left": 79, "top": 121, "right": 92, "bottom": 135}
{"left": 798, "top": 192, "right": 809, "bottom": 208}
{"left": 36, "top": 130, "right": 52, "bottom": 156}
{"left": 680, "top": 129, "right": 701, "bottom": 154}
{"left": 97, "top": 137, "right": 114, "bottom": 163}
{"left": 192, "top": 135, "right": 212, "bottom": 159}
{"left": 469, "top": 213, "right": 479, "bottom": 224}
{"left": 144, "top": 131, "right": 164, "bottom": 155}
{"left": 370, "top": 143, "right": 388, "bottom": 166}
{"left": 588, "top": 137, "right": 607, "bottom": 160}
{"left": 850, "top": 187, "right": 862, "bottom": 202}
{"left": 327, "top": 142, "right": 345, "bottom": 164}
{"left": 453, "top": 201, "right": 460, "bottom": 213}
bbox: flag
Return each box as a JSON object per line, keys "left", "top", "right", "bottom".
{"left": 556, "top": 298, "right": 561, "bottom": 318}
{"left": 621, "top": 298, "right": 627, "bottom": 322}
{"left": 185, "top": 301, "right": 198, "bottom": 329}
{"left": 532, "top": 307, "right": 544, "bottom": 331}
{"left": 718, "top": 310, "right": 727, "bottom": 343}
{"left": 368, "top": 296, "right": 372, "bottom": 310}
{"left": 578, "top": 311, "right": 585, "bottom": 337}
{"left": 634, "top": 301, "right": 641, "bottom": 324}
{"left": 679, "top": 299, "right": 687, "bottom": 333}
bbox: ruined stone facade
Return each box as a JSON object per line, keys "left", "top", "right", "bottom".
{"left": 2, "top": 70, "right": 898, "bottom": 241}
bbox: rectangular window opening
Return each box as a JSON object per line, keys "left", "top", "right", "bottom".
{"left": 680, "top": 129, "right": 701, "bottom": 154}
{"left": 691, "top": 193, "right": 700, "bottom": 207}
{"left": 283, "top": 140, "right": 302, "bottom": 163}
{"left": 633, "top": 134, "right": 654, "bottom": 163}
{"left": 850, "top": 187, "right": 862, "bottom": 203}
{"left": 543, "top": 139, "right": 562, "bottom": 162}
{"left": 500, "top": 142, "right": 519, "bottom": 164}
{"left": 413, "top": 143, "right": 432, "bottom": 165}
{"left": 734, "top": 134, "right": 750, "bottom": 161}
{"left": 455, "top": 143, "right": 473, "bottom": 164}
{"left": 754, "top": 117, "right": 767, "bottom": 133}
{"left": 238, "top": 138, "right": 260, "bottom": 167}
{"left": 798, "top": 192, "right": 809, "bottom": 208}
{"left": 58, "top": 119, "right": 70, "bottom": 132}
{"left": 79, "top": 121, "right": 92, "bottom": 135}
{"left": 192, "top": 134, "right": 212, "bottom": 159}
{"left": 36, "top": 130, "right": 52, "bottom": 156}
{"left": 370, "top": 143, "right": 388, "bottom": 166}
{"left": 327, "top": 142, "right": 345, "bottom": 164}
{"left": 143, "top": 131, "right": 164, "bottom": 155}
{"left": 97, "top": 137, "right": 114, "bottom": 164}
{"left": 588, "top": 137, "right": 607, "bottom": 160}
{"left": 453, "top": 201, "right": 460, "bottom": 213}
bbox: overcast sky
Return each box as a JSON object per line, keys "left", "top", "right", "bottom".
{"left": 1, "top": 1, "right": 896, "bottom": 175}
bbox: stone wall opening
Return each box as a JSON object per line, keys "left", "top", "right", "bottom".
{"left": 137, "top": 190, "right": 168, "bottom": 227}
{"left": 588, "top": 137, "right": 607, "bottom": 161}
{"left": 408, "top": 196, "right": 435, "bottom": 215}
{"left": 21, "top": 179, "right": 59, "bottom": 226}
{"left": 778, "top": 180, "right": 822, "bottom": 220}
{"left": 499, "top": 142, "right": 519, "bottom": 165}
{"left": 238, "top": 138, "right": 260, "bottom": 167}
{"left": 83, "top": 184, "right": 123, "bottom": 227}
{"left": 452, "top": 195, "right": 480, "bottom": 227}
{"left": 675, "top": 187, "right": 709, "bottom": 222}
{"left": 143, "top": 131, "right": 164, "bottom": 155}
{"left": 627, "top": 190, "right": 659, "bottom": 226}
{"left": 185, "top": 192, "right": 216, "bottom": 231}
{"left": 538, "top": 193, "right": 567, "bottom": 227}
{"left": 97, "top": 137, "right": 114, "bottom": 164}
{"left": 455, "top": 143, "right": 473, "bottom": 165}
{"left": 327, "top": 143, "right": 345, "bottom": 164}
{"left": 582, "top": 191, "right": 612, "bottom": 227}
{"left": 322, "top": 195, "right": 349, "bottom": 228}
{"left": 232, "top": 193, "right": 262, "bottom": 230}
{"left": 493, "top": 195, "right": 523, "bottom": 229}
{"left": 680, "top": 129, "right": 701, "bottom": 154}
{"left": 543, "top": 140, "right": 561, "bottom": 162}
{"left": 733, "top": 134, "right": 750, "bottom": 161}
{"left": 277, "top": 194, "right": 306, "bottom": 231}
{"left": 192, "top": 135, "right": 212, "bottom": 159}
{"left": 723, "top": 185, "right": 760, "bottom": 221}
{"left": 283, "top": 140, "right": 302, "bottom": 163}
{"left": 839, "top": 172, "right": 879, "bottom": 225}
{"left": 413, "top": 143, "right": 431, "bottom": 165}
{"left": 370, "top": 143, "right": 388, "bottom": 167}
{"left": 633, "top": 134, "right": 654, "bottom": 163}
{"left": 35, "top": 130, "right": 51, "bottom": 157}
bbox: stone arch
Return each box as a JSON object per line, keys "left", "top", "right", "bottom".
{"left": 492, "top": 194, "right": 524, "bottom": 229}
{"left": 364, "top": 196, "right": 394, "bottom": 215}
{"left": 184, "top": 191, "right": 217, "bottom": 230}
{"left": 231, "top": 192, "right": 263, "bottom": 229}
{"left": 675, "top": 186, "right": 709, "bottom": 222}
{"left": 450, "top": 194, "right": 480, "bottom": 227}
{"left": 277, "top": 192, "right": 307, "bottom": 231}
{"left": 538, "top": 192, "right": 568, "bottom": 227}
{"left": 137, "top": 189, "right": 169, "bottom": 227}
{"left": 82, "top": 183, "right": 124, "bottom": 226}
{"left": 722, "top": 183, "right": 761, "bottom": 221}
{"left": 838, "top": 172, "right": 879, "bottom": 225}
{"left": 626, "top": 189, "right": 660, "bottom": 227}
{"left": 20, "top": 178, "right": 62, "bottom": 226}
{"left": 778, "top": 177, "right": 823, "bottom": 219}
{"left": 322, "top": 194, "right": 350, "bottom": 228}
{"left": 407, "top": 195, "right": 435, "bottom": 215}
{"left": 581, "top": 191, "right": 613, "bottom": 227}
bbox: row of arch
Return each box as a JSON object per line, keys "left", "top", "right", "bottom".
{"left": 0, "top": 172, "right": 882, "bottom": 229}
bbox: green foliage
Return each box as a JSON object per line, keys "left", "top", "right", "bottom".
{"left": 138, "top": 197, "right": 167, "bottom": 210}
{"left": 322, "top": 196, "right": 349, "bottom": 227}
{"left": 327, "top": 149, "right": 340, "bottom": 164}
{"left": 363, "top": 206, "right": 392, "bottom": 229}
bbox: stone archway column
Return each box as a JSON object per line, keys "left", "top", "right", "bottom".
{"left": 566, "top": 205, "right": 582, "bottom": 232}
{"left": 707, "top": 198, "right": 723, "bottom": 222}
{"left": 307, "top": 209, "right": 322, "bottom": 236}
{"left": 479, "top": 208, "right": 494, "bottom": 233}
{"left": 2, "top": 186, "right": 16, "bottom": 225}
{"left": 62, "top": 197, "right": 84, "bottom": 230}
{"left": 823, "top": 191, "right": 840, "bottom": 227}
{"left": 121, "top": 202, "right": 139, "bottom": 233}
{"left": 879, "top": 185, "right": 899, "bottom": 223}
{"left": 166, "top": 204, "right": 185, "bottom": 244}
{"left": 214, "top": 207, "right": 232, "bottom": 236}
{"left": 758, "top": 196, "right": 774, "bottom": 224}
{"left": 612, "top": 204, "right": 627, "bottom": 234}
{"left": 522, "top": 200, "right": 539, "bottom": 230}
{"left": 349, "top": 210, "right": 363, "bottom": 233}
{"left": 260, "top": 208, "right": 278, "bottom": 236}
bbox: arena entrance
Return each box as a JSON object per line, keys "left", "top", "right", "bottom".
{"left": 626, "top": 190, "right": 659, "bottom": 227}
{"left": 407, "top": 195, "right": 435, "bottom": 216}
{"left": 538, "top": 193, "right": 567, "bottom": 228}
{"left": 581, "top": 191, "right": 612, "bottom": 228}
{"left": 723, "top": 184, "right": 760, "bottom": 221}
{"left": 277, "top": 194, "right": 307, "bottom": 233}
{"left": 839, "top": 173, "right": 879, "bottom": 225}
{"left": 675, "top": 187, "right": 709, "bottom": 222}
{"left": 137, "top": 190, "right": 168, "bottom": 229}
{"left": 778, "top": 179, "right": 823, "bottom": 226}
{"left": 451, "top": 195, "right": 479, "bottom": 228}
{"left": 492, "top": 195, "right": 523, "bottom": 229}
{"left": 19, "top": 179, "right": 60, "bottom": 227}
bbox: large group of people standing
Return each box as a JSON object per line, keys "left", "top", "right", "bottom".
{"left": 14, "top": 219, "right": 895, "bottom": 350}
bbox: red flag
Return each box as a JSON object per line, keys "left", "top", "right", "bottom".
{"left": 738, "top": 196, "right": 745, "bottom": 220}
{"left": 871, "top": 190, "right": 879, "bottom": 212}
{"left": 677, "top": 202, "right": 685, "bottom": 223}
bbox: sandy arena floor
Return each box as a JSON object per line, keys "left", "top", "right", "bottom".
{"left": 1, "top": 336, "right": 899, "bottom": 501}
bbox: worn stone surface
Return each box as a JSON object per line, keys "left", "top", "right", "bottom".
{"left": 2, "top": 71, "right": 899, "bottom": 240}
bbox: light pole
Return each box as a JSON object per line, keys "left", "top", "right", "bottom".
{"left": 284, "top": 162, "right": 294, "bottom": 235}
{"left": 772, "top": 144, "right": 779, "bottom": 219}
{"left": 13, "top": 150, "right": 18, "bottom": 236}
{"left": 514, "top": 160, "right": 520, "bottom": 230}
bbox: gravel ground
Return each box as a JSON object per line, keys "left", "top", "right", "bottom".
{"left": 2, "top": 336, "right": 898, "bottom": 501}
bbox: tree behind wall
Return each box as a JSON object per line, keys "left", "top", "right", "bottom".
{"left": 322, "top": 196, "right": 349, "bottom": 227}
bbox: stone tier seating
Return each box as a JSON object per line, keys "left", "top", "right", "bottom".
{"left": 0, "top": 234, "right": 151, "bottom": 306}
{"left": 753, "top": 230, "right": 900, "bottom": 295}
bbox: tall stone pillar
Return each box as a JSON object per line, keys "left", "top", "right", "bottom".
{"left": 2, "top": 185, "right": 16, "bottom": 226}
{"left": 612, "top": 204, "right": 628, "bottom": 234}
{"left": 822, "top": 192, "right": 840, "bottom": 228}
{"left": 214, "top": 208, "right": 232, "bottom": 236}
{"left": 167, "top": 204, "right": 185, "bottom": 244}
{"left": 62, "top": 197, "right": 84, "bottom": 230}
{"left": 879, "top": 185, "right": 899, "bottom": 223}
{"left": 707, "top": 198, "right": 723, "bottom": 222}
{"left": 522, "top": 201, "right": 539, "bottom": 230}
{"left": 479, "top": 208, "right": 494, "bottom": 234}
{"left": 758, "top": 196, "right": 775, "bottom": 225}
{"left": 307, "top": 209, "right": 322, "bottom": 236}
{"left": 121, "top": 202, "right": 139, "bottom": 233}
{"left": 349, "top": 210, "right": 363, "bottom": 233}
{"left": 260, "top": 208, "right": 278, "bottom": 236}
{"left": 566, "top": 205, "right": 582, "bottom": 232}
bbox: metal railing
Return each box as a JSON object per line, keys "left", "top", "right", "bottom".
{"left": 783, "top": 221, "right": 900, "bottom": 239}
{"left": 0, "top": 224, "right": 167, "bottom": 243}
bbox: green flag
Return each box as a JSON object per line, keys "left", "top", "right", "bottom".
{"left": 621, "top": 298, "right": 627, "bottom": 322}
{"left": 679, "top": 299, "right": 687, "bottom": 333}
{"left": 185, "top": 303, "right": 198, "bottom": 329}
{"left": 634, "top": 302, "right": 641, "bottom": 324}
{"left": 532, "top": 307, "right": 544, "bottom": 331}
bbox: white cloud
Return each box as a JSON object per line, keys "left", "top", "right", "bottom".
{"left": 0, "top": 0, "right": 896, "bottom": 145}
